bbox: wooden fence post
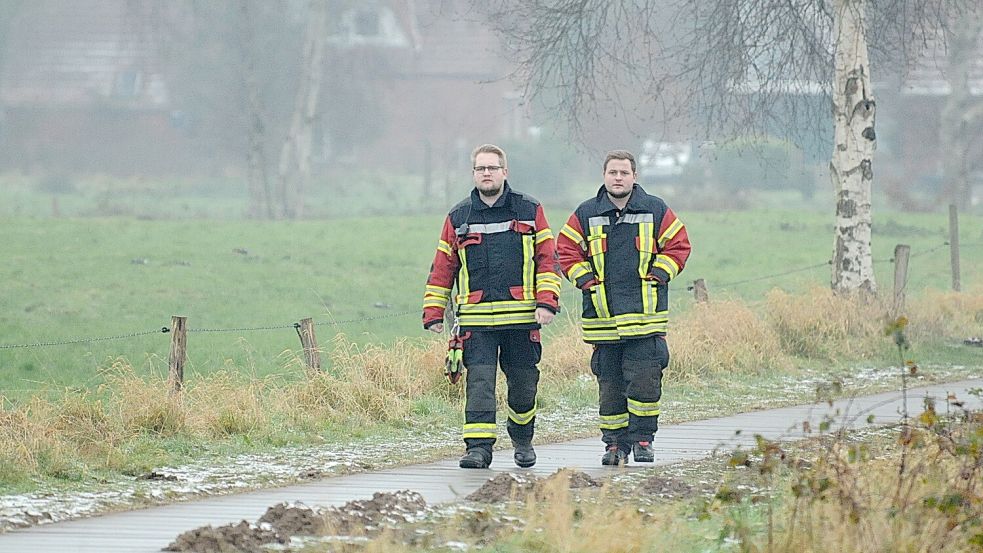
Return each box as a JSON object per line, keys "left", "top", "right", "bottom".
{"left": 893, "top": 244, "right": 910, "bottom": 316}
{"left": 168, "top": 316, "right": 187, "bottom": 394}
{"left": 297, "top": 317, "right": 321, "bottom": 371}
{"left": 949, "top": 204, "right": 961, "bottom": 292}
{"left": 693, "top": 278, "right": 709, "bottom": 303}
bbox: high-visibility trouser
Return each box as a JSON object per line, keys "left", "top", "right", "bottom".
{"left": 590, "top": 335, "right": 668, "bottom": 449}
{"left": 461, "top": 329, "right": 542, "bottom": 454}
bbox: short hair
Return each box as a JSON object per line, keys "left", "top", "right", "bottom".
{"left": 471, "top": 144, "right": 507, "bottom": 168}
{"left": 604, "top": 150, "right": 636, "bottom": 173}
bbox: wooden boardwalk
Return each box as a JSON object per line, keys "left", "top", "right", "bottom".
{"left": 1, "top": 379, "right": 980, "bottom": 552}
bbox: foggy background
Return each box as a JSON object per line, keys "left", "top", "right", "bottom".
{"left": 0, "top": 0, "right": 980, "bottom": 219}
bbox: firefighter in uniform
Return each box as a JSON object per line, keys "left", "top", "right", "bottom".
{"left": 423, "top": 144, "right": 561, "bottom": 469}
{"left": 557, "top": 150, "right": 691, "bottom": 465}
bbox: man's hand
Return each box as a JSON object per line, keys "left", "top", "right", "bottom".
{"left": 428, "top": 322, "right": 444, "bottom": 333}
{"left": 535, "top": 307, "right": 555, "bottom": 326}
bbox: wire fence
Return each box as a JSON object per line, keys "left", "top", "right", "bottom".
{"left": 0, "top": 241, "right": 979, "bottom": 352}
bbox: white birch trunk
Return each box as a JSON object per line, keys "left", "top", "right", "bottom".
{"left": 830, "top": 0, "right": 877, "bottom": 294}
{"left": 275, "top": 0, "right": 327, "bottom": 219}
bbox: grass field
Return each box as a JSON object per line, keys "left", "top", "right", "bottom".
{"left": 0, "top": 204, "right": 981, "bottom": 398}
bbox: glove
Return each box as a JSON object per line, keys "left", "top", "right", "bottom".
{"left": 444, "top": 334, "right": 466, "bottom": 384}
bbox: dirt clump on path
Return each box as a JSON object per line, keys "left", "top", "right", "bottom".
{"left": 466, "top": 470, "right": 603, "bottom": 503}
{"left": 163, "top": 520, "right": 285, "bottom": 553}
{"left": 165, "top": 490, "right": 428, "bottom": 552}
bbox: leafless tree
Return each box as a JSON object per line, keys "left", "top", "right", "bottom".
{"left": 481, "top": 0, "right": 973, "bottom": 294}
{"left": 156, "top": 0, "right": 376, "bottom": 219}
{"left": 940, "top": 5, "right": 983, "bottom": 211}
{"left": 275, "top": 0, "right": 328, "bottom": 219}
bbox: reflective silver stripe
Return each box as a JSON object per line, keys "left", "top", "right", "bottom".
{"left": 622, "top": 213, "right": 654, "bottom": 224}
{"left": 467, "top": 220, "right": 535, "bottom": 234}
{"left": 588, "top": 216, "right": 610, "bottom": 228}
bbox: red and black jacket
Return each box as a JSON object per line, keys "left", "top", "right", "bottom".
{"left": 423, "top": 182, "right": 561, "bottom": 331}
{"left": 557, "top": 184, "right": 691, "bottom": 343}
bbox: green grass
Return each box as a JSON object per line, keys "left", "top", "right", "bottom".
{"left": 1, "top": 206, "right": 980, "bottom": 399}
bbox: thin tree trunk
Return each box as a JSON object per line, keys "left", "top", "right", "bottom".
{"left": 830, "top": 0, "right": 877, "bottom": 294}
{"left": 275, "top": 0, "right": 327, "bottom": 219}
{"left": 239, "top": 1, "right": 273, "bottom": 219}
{"left": 940, "top": 7, "right": 982, "bottom": 212}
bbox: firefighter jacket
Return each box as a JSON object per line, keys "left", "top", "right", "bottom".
{"left": 423, "top": 182, "right": 561, "bottom": 331}
{"left": 557, "top": 184, "right": 691, "bottom": 344}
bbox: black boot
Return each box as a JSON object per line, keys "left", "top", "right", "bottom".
{"left": 601, "top": 445, "right": 629, "bottom": 466}
{"left": 459, "top": 448, "right": 492, "bottom": 469}
{"left": 632, "top": 441, "right": 655, "bottom": 462}
{"left": 513, "top": 443, "right": 536, "bottom": 468}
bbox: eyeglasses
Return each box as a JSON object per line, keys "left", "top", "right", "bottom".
{"left": 473, "top": 165, "right": 503, "bottom": 173}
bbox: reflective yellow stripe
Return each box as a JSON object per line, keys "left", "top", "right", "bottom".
{"left": 567, "top": 261, "right": 592, "bottom": 282}
{"left": 637, "top": 221, "right": 655, "bottom": 278}
{"left": 534, "top": 228, "right": 554, "bottom": 244}
{"left": 591, "top": 284, "right": 612, "bottom": 318}
{"left": 536, "top": 272, "right": 562, "bottom": 296}
{"left": 508, "top": 404, "right": 537, "bottom": 425}
{"left": 457, "top": 248, "right": 471, "bottom": 300}
{"left": 463, "top": 422, "right": 497, "bottom": 439}
{"left": 423, "top": 299, "right": 448, "bottom": 310}
{"left": 628, "top": 398, "right": 661, "bottom": 417}
{"left": 437, "top": 240, "right": 452, "bottom": 255}
{"left": 638, "top": 221, "right": 656, "bottom": 313}
{"left": 560, "top": 224, "right": 585, "bottom": 246}
{"left": 522, "top": 234, "right": 535, "bottom": 300}
{"left": 581, "top": 312, "right": 670, "bottom": 343}
{"left": 426, "top": 284, "right": 452, "bottom": 295}
{"left": 600, "top": 412, "right": 629, "bottom": 430}
{"left": 459, "top": 312, "right": 538, "bottom": 326}
{"left": 458, "top": 298, "right": 539, "bottom": 326}
{"left": 458, "top": 300, "right": 537, "bottom": 313}
{"left": 653, "top": 254, "right": 680, "bottom": 280}
{"left": 423, "top": 284, "right": 452, "bottom": 310}
{"left": 658, "top": 218, "right": 684, "bottom": 249}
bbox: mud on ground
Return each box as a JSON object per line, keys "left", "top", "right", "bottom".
{"left": 165, "top": 490, "right": 427, "bottom": 553}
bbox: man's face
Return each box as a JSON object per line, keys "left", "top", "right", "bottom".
{"left": 472, "top": 152, "right": 508, "bottom": 198}
{"left": 603, "top": 158, "right": 635, "bottom": 199}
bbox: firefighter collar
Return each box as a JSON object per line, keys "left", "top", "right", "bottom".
{"left": 594, "top": 183, "right": 650, "bottom": 214}
{"left": 471, "top": 181, "right": 513, "bottom": 210}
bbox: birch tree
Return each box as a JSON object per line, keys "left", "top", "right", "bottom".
{"left": 482, "top": 0, "right": 972, "bottom": 294}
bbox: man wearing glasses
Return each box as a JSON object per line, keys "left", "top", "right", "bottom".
{"left": 557, "top": 150, "right": 691, "bottom": 466}
{"left": 423, "top": 144, "right": 562, "bottom": 469}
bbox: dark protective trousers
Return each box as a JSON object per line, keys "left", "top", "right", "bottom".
{"left": 461, "top": 329, "right": 542, "bottom": 454}
{"left": 590, "top": 335, "right": 669, "bottom": 450}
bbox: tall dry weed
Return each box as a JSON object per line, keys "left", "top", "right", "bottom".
{"left": 766, "top": 287, "right": 885, "bottom": 359}
{"left": 671, "top": 300, "right": 790, "bottom": 381}
{"left": 280, "top": 334, "right": 456, "bottom": 425}
{"left": 907, "top": 286, "right": 983, "bottom": 342}
{"left": 539, "top": 325, "right": 593, "bottom": 383}
{"left": 103, "top": 363, "right": 189, "bottom": 436}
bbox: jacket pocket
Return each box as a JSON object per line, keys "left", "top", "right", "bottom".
{"left": 510, "top": 285, "right": 531, "bottom": 301}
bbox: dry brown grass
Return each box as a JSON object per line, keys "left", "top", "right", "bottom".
{"left": 3, "top": 288, "right": 981, "bottom": 484}
{"left": 765, "top": 287, "right": 886, "bottom": 360}
{"left": 278, "top": 334, "right": 461, "bottom": 425}
{"left": 671, "top": 300, "right": 791, "bottom": 382}
{"left": 539, "top": 326, "right": 593, "bottom": 383}
{"left": 760, "top": 428, "right": 983, "bottom": 552}
{"left": 907, "top": 285, "right": 983, "bottom": 342}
